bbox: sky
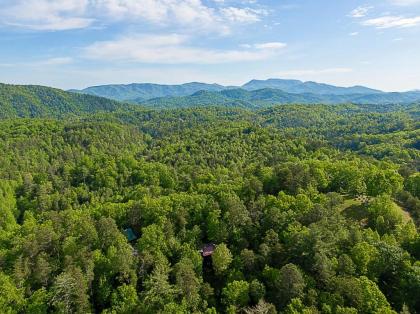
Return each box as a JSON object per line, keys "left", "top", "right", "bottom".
{"left": 0, "top": 0, "right": 420, "bottom": 91}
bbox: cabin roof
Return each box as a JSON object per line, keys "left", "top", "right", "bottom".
{"left": 123, "top": 228, "right": 137, "bottom": 242}
{"left": 200, "top": 243, "right": 216, "bottom": 257}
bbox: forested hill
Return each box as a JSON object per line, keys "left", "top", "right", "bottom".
{"left": 0, "top": 103, "right": 419, "bottom": 313}
{"left": 0, "top": 83, "right": 128, "bottom": 119}
{"left": 142, "top": 88, "right": 420, "bottom": 107}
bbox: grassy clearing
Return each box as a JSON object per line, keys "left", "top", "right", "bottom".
{"left": 338, "top": 195, "right": 412, "bottom": 224}
{"left": 393, "top": 202, "right": 412, "bottom": 223}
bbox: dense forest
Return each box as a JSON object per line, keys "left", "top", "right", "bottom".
{"left": 0, "top": 84, "right": 129, "bottom": 119}
{"left": 140, "top": 89, "right": 420, "bottom": 108}
{"left": 0, "top": 88, "right": 419, "bottom": 313}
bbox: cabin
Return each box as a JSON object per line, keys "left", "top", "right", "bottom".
{"left": 123, "top": 228, "right": 138, "bottom": 242}
{"left": 200, "top": 244, "right": 216, "bottom": 257}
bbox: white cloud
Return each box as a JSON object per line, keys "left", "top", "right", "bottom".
{"left": 254, "top": 42, "right": 287, "bottom": 49}
{"left": 0, "top": 0, "right": 266, "bottom": 32}
{"left": 33, "top": 57, "right": 74, "bottom": 66}
{"left": 389, "top": 0, "right": 420, "bottom": 5}
{"left": 0, "top": 57, "right": 74, "bottom": 68}
{"left": 100, "top": 0, "right": 267, "bottom": 32}
{"left": 99, "top": 0, "right": 219, "bottom": 29}
{"left": 97, "top": 0, "right": 169, "bottom": 22}
{"left": 83, "top": 34, "right": 286, "bottom": 64}
{"left": 349, "top": 6, "right": 373, "bottom": 18}
{"left": 0, "top": 0, "right": 93, "bottom": 31}
{"left": 5, "top": 18, "right": 94, "bottom": 31}
{"left": 349, "top": 32, "right": 359, "bottom": 36}
{"left": 221, "top": 7, "right": 266, "bottom": 23}
{"left": 362, "top": 15, "right": 420, "bottom": 28}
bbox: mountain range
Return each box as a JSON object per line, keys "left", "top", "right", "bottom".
{"left": 1, "top": 80, "right": 420, "bottom": 120}
{"left": 70, "top": 79, "right": 384, "bottom": 101}
{"left": 241, "top": 79, "right": 382, "bottom": 95}
{"left": 142, "top": 88, "right": 420, "bottom": 108}
{"left": 69, "top": 82, "right": 227, "bottom": 102}
{"left": 70, "top": 79, "right": 420, "bottom": 106}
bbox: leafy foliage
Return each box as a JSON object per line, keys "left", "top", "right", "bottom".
{"left": 0, "top": 83, "right": 130, "bottom": 119}
{"left": 0, "top": 101, "right": 419, "bottom": 313}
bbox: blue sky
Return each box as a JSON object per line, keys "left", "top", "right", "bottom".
{"left": 0, "top": 0, "right": 420, "bottom": 91}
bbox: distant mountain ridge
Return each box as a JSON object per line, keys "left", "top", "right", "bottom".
{"left": 69, "top": 82, "right": 226, "bottom": 102}
{"left": 241, "top": 79, "right": 383, "bottom": 95}
{"left": 71, "top": 78, "right": 386, "bottom": 102}
{"left": 1, "top": 82, "right": 419, "bottom": 119}
{"left": 141, "top": 88, "right": 420, "bottom": 108}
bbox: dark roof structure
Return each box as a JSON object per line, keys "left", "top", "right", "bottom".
{"left": 200, "top": 244, "right": 216, "bottom": 257}
{"left": 123, "top": 228, "right": 137, "bottom": 242}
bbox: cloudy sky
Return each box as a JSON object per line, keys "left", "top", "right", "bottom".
{"left": 0, "top": 0, "right": 420, "bottom": 91}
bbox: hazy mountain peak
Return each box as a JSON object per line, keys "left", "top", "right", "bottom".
{"left": 70, "top": 78, "right": 388, "bottom": 102}
{"left": 242, "top": 79, "right": 383, "bottom": 95}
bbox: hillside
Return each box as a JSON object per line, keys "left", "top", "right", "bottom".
{"left": 141, "top": 88, "right": 420, "bottom": 108}
{"left": 0, "top": 104, "right": 419, "bottom": 313}
{"left": 0, "top": 83, "right": 127, "bottom": 119}
{"left": 143, "top": 90, "right": 255, "bottom": 109}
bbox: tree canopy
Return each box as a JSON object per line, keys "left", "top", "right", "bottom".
{"left": 0, "top": 102, "right": 419, "bottom": 313}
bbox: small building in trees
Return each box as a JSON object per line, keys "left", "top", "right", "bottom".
{"left": 200, "top": 244, "right": 216, "bottom": 257}
{"left": 123, "top": 228, "right": 138, "bottom": 242}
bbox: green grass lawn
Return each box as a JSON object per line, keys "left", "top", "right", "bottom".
{"left": 339, "top": 195, "right": 412, "bottom": 225}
